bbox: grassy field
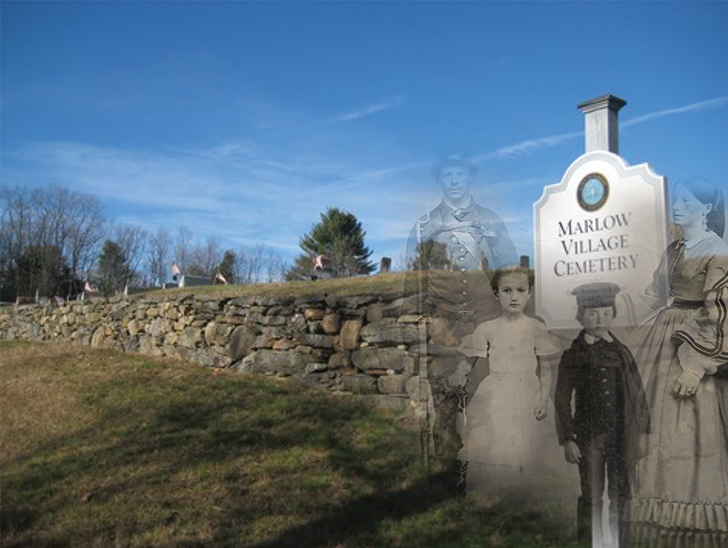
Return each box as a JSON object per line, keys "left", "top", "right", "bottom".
{"left": 0, "top": 341, "right": 580, "bottom": 547}
{"left": 144, "top": 272, "right": 415, "bottom": 300}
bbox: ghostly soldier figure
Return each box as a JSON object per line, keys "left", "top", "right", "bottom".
{"left": 406, "top": 152, "right": 518, "bottom": 491}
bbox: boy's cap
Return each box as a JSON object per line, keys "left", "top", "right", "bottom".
{"left": 432, "top": 152, "right": 478, "bottom": 177}
{"left": 572, "top": 282, "right": 620, "bottom": 308}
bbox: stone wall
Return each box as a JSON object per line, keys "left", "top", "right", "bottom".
{"left": 0, "top": 291, "right": 427, "bottom": 412}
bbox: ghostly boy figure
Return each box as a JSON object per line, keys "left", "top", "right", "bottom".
{"left": 554, "top": 282, "right": 649, "bottom": 547}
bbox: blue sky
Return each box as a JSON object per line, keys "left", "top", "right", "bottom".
{"left": 2, "top": 1, "right": 727, "bottom": 269}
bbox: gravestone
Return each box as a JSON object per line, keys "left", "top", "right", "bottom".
{"left": 179, "top": 275, "right": 212, "bottom": 287}
{"left": 534, "top": 95, "right": 669, "bottom": 329}
{"left": 379, "top": 257, "right": 392, "bottom": 273}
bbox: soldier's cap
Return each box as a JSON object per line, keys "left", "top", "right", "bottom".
{"left": 571, "top": 282, "right": 620, "bottom": 309}
{"left": 432, "top": 152, "right": 478, "bottom": 178}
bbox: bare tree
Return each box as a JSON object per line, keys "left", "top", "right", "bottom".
{"left": 146, "top": 228, "right": 172, "bottom": 287}
{"left": 264, "top": 246, "right": 287, "bottom": 282}
{"left": 0, "top": 187, "right": 34, "bottom": 288}
{"left": 174, "top": 226, "right": 194, "bottom": 273}
{"left": 234, "top": 244, "right": 263, "bottom": 284}
{"left": 232, "top": 244, "right": 286, "bottom": 284}
{"left": 65, "top": 192, "right": 106, "bottom": 279}
{"left": 186, "top": 235, "right": 222, "bottom": 278}
{"left": 0, "top": 185, "right": 106, "bottom": 300}
{"left": 114, "top": 223, "right": 148, "bottom": 288}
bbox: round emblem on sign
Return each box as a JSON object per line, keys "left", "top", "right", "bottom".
{"left": 577, "top": 173, "right": 609, "bottom": 211}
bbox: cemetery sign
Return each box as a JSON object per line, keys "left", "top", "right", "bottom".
{"left": 534, "top": 95, "right": 669, "bottom": 329}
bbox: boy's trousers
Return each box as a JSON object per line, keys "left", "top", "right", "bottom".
{"left": 576, "top": 431, "right": 629, "bottom": 547}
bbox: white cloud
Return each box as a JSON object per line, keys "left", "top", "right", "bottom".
{"left": 622, "top": 96, "right": 728, "bottom": 128}
{"left": 330, "top": 95, "right": 405, "bottom": 123}
{"left": 476, "top": 95, "right": 728, "bottom": 162}
{"left": 476, "top": 130, "right": 583, "bottom": 162}
{"left": 3, "top": 140, "right": 427, "bottom": 262}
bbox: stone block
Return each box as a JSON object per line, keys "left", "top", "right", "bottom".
{"left": 405, "top": 375, "right": 423, "bottom": 402}
{"left": 179, "top": 326, "right": 203, "bottom": 348}
{"left": 245, "top": 312, "right": 266, "bottom": 325}
{"left": 366, "top": 303, "right": 383, "bottom": 323}
{"left": 164, "top": 345, "right": 192, "bottom": 361}
{"left": 174, "top": 319, "right": 188, "bottom": 331}
{"left": 272, "top": 338, "right": 296, "bottom": 351}
{"left": 229, "top": 325, "right": 259, "bottom": 361}
{"left": 304, "top": 362, "right": 329, "bottom": 375}
{"left": 301, "top": 371, "right": 333, "bottom": 387}
{"left": 290, "top": 313, "right": 307, "bottom": 332}
{"left": 250, "top": 296, "right": 293, "bottom": 307}
{"left": 351, "top": 347, "right": 413, "bottom": 373}
{"left": 303, "top": 308, "right": 325, "bottom": 321}
{"left": 382, "top": 295, "right": 419, "bottom": 317}
{"left": 149, "top": 318, "right": 166, "bottom": 337}
{"left": 91, "top": 327, "right": 105, "bottom": 348}
{"left": 127, "top": 319, "right": 143, "bottom": 336}
{"left": 266, "top": 306, "right": 294, "bottom": 316}
{"left": 123, "top": 336, "right": 140, "bottom": 353}
{"left": 261, "top": 326, "right": 287, "bottom": 338}
{"left": 296, "top": 333, "right": 334, "bottom": 349}
{"left": 253, "top": 334, "right": 277, "bottom": 349}
{"left": 328, "top": 351, "right": 351, "bottom": 369}
{"left": 263, "top": 315, "right": 288, "bottom": 327}
{"left": 339, "top": 308, "right": 366, "bottom": 319}
{"left": 397, "top": 314, "right": 420, "bottom": 324}
{"left": 341, "top": 296, "right": 378, "bottom": 309}
{"left": 339, "top": 319, "right": 362, "bottom": 350}
{"left": 236, "top": 349, "right": 316, "bottom": 376}
{"left": 322, "top": 313, "right": 341, "bottom": 334}
{"left": 193, "top": 348, "right": 232, "bottom": 368}
{"left": 204, "top": 321, "right": 233, "bottom": 346}
{"left": 360, "top": 319, "right": 418, "bottom": 345}
{"left": 377, "top": 374, "right": 409, "bottom": 394}
{"left": 217, "top": 315, "right": 246, "bottom": 325}
{"left": 341, "top": 374, "right": 377, "bottom": 394}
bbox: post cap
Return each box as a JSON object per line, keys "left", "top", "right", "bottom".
{"left": 577, "top": 94, "right": 627, "bottom": 114}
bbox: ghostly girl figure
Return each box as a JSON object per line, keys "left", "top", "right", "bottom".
{"left": 455, "top": 267, "right": 576, "bottom": 527}
{"left": 629, "top": 177, "right": 728, "bottom": 546}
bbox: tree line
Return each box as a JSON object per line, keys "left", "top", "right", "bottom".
{"left": 0, "top": 185, "right": 289, "bottom": 300}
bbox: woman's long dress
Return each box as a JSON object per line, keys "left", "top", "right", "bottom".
{"left": 628, "top": 232, "right": 728, "bottom": 546}
{"left": 459, "top": 315, "right": 578, "bottom": 524}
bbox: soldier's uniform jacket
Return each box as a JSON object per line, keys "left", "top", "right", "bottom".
{"left": 554, "top": 330, "right": 650, "bottom": 463}
{"left": 406, "top": 199, "right": 518, "bottom": 321}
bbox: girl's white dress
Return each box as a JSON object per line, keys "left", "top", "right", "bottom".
{"left": 459, "top": 315, "right": 578, "bottom": 518}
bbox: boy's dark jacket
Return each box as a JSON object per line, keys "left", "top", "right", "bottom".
{"left": 554, "top": 329, "right": 650, "bottom": 463}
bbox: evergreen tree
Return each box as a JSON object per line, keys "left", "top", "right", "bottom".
{"left": 97, "top": 240, "right": 129, "bottom": 296}
{"left": 218, "top": 250, "right": 236, "bottom": 284}
{"left": 411, "top": 241, "right": 452, "bottom": 270}
{"left": 286, "top": 208, "right": 375, "bottom": 280}
{"left": 13, "top": 245, "right": 75, "bottom": 298}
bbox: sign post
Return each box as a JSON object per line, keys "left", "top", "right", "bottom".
{"left": 534, "top": 95, "right": 669, "bottom": 329}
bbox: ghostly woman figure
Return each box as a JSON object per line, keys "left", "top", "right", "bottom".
{"left": 628, "top": 178, "right": 728, "bottom": 547}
